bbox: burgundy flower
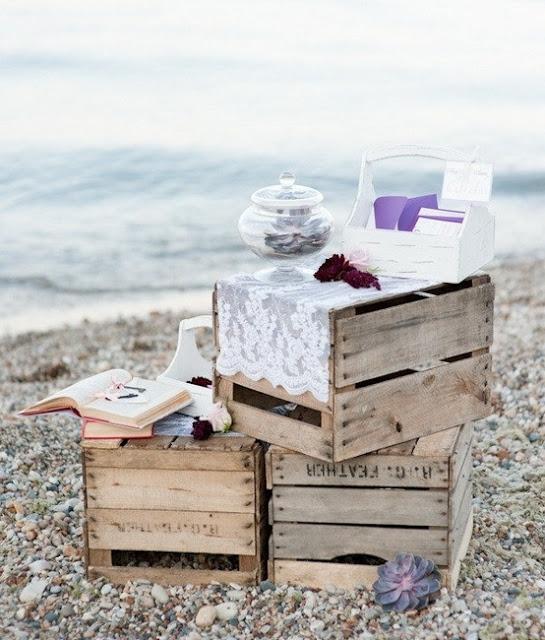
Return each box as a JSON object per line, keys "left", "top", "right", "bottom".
{"left": 314, "top": 254, "right": 352, "bottom": 282}
{"left": 187, "top": 376, "right": 213, "bottom": 388}
{"left": 342, "top": 267, "right": 381, "bottom": 290}
{"left": 373, "top": 553, "right": 441, "bottom": 612}
{"left": 192, "top": 419, "right": 213, "bottom": 440}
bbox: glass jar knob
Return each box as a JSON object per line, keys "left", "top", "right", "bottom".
{"left": 279, "top": 171, "right": 296, "bottom": 188}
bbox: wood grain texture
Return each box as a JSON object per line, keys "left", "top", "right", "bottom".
{"left": 273, "top": 523, "right": 447, "bottom": 563}
{"left": 449, "top": 444, "right": 472, "bottom": 522}
{"left": 169, "top": 436, "right": 256, "bottom": 452}
{"left": 412, "top": 426, "right": 461, "bottom": 457}
{"left": 86, "top": 467, "right": 255, "bottom": 512}
{"left": 271, "top": 559, "right": 451, "bottom": 590}
{"left": 228, "top": 400, "right": 334, "bottom": 461}
{"left": 447, "top": 511, "right": 473, "bottom": 589}
{"left": 81, "top": 438, "right": 123, "bottom": 449}
{"left": 125, "top": 437, "right": 174, "bottom": 449}
{"left": 272, "top": 486, "right": 448, "bottom": 527}
{"left": 272, "top": 559, "right": 380, "bottom": 590}
{"left": 335, "top": 282, "right": 494, "bottom": 386}
{"left": 450, "top": 424, "right": 474, "bottom": 483}
{"left": 84, "top": 447, "right": 255, "bottom": 472}
{"left": 87, "top": 509, "right": 255, "bottom": 554}
{"left": 335, "top": 353, "right": 491, "bottom": 460}
{"left": 269, "top": 451, "right": 449, "bottom": 489}
{"left": 88, "top": 549, "right": 112, "bottom": 566}
{"left": 89, "top": 565, "right": 258, "bottom": 587}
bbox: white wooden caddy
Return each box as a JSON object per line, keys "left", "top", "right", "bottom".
{"left": 344, "top": 145, "right": 494, "bottom": 283}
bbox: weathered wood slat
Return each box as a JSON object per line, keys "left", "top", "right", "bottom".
{"left": 89, "top": 565, "right": 257, "bottom": 587}
{"left": 124, "top": 437, "right": 175, "bottom": 449}
{"left": 229, "top": 401, "right": 334, "bottom": 462}
{"left": 412, "top": 426, "right": 461, "bottom": 457}
{"left": 82, "top": 438, "right": 123, "bottom": 450}
{"left": 87, "top": 508, "right": 255, "bottom": 555}
{"left": 86, "top": 468, "right": 255, "bottom": 512}
{"left": 88, "top": 549, "right": 111, "bottom": 566}
{"left": 380, "top": 439, "right": 418, "bottom": 455}
{"left": 273, "top": 523, "right": 448, "bottom": 563}
{"left": 270, "top": 451, "right": 449, "bottom": 489}
{"left": 449, "top": 445, "right": 472, "bottom": 521}
{"left": 335, "top": 283, "right": 494, "bottom": 386}
{"left": 335, "top": 354, "right": 490, "bottom": 460}
{"left": 272, "top": 560, "right": 380, "bottom": 590}
{"left": 272, "top": 486, "right": 448, "bottom": 527}
{"left": 170, "top": 435, "right": 256, "bottom": 452}
{"left": 450, "top": 424, "right": 474, "bottom": 482}
{"left": 448, "top": 511, "right": 473, "bottom": 588}
{"left": 272, "top": 559, "right": 452, "bottom": 591}
{"left": 84, "top": 447, "right": 255, "bottom": 472}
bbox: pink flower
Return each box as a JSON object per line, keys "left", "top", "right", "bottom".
{"left": 203, "top": 402, "right": 232, "bottom": 433}
{"left": 347, "top": 248, "right": 371, "bottom": 272}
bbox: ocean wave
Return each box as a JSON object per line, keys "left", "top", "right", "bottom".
{"left": 0, "top": 275, "right": 209, "bottom": 296}
{"left": 0, "top": 148, "right": 543, "bottom": 210}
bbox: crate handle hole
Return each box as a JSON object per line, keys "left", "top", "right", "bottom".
{"left": 329, "top": 553, "right": 387, "bottom": 566}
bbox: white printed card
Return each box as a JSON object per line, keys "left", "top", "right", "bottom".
{"left": 441, "top": 161, "right": 493, "bottom": 203}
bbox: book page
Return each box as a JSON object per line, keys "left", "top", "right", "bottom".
{"left": 22, "top": 369, "right": 131, "bottom": 414}
{"left": 82, "top": 376, "right": 189, "bottom": 424}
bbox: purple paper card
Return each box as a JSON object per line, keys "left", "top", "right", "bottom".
{"left": 374, "top": 196, "right": 407, "bottom": 229}
{"left": 397, "top": 194, "right": 438, "bottom": 231}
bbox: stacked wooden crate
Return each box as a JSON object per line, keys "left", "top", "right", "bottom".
{"left": 215, "top": 275, "right": 493, "bottom": 462}
{"left": 82, "top": 435, "right": 266, "bottom": 586}
{"left": 214, "top": 274, "right": 494, "bottom": 589}
{"left": 81, "top": 274, "right": 493, "bottom": 589}
{"left": 266, "top": 424, "right": 473, "bottom": 590}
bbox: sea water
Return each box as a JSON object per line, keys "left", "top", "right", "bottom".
{"left": 1, "top": 0, "right": 544, "bottom": 333}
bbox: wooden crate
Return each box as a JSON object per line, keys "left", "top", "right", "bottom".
{"left": 82, "top": 435, "right": 267, "bottom": 586}
{"left": 215, "top": 274, "right": 493, "bottom": 462}
{"left": 266, "top": 424, "right": 473, "bottom": 591}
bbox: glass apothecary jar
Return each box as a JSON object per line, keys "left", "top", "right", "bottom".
{"left": 238, "top": 172, "right": 333, "bottom": 283}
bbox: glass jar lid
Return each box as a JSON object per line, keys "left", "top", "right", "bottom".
{"left": 251, "top": 171, "right": 324, "bottom": 209}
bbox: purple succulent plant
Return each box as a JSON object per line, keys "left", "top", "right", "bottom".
{"left": 373, "top": 553, "right": 441, "bottom": 612}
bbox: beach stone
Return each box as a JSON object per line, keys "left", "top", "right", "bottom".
{"left": 196, "top": 605, "right": 216, "bottom": 628}
{"left": 215, "top": 601, "right": 238, "bottom": 621}
{"left": 151, "top": 583, "right": 169, "bottom": 604}
{"left": 139, "top": 594, "right": 154, "bottom": 609}
{"left": 20, "top": 579, "right": 47, "bottom": 603}
{"left": 303, "top": 591, "right": 316, "bottom": 616}
{"left": 310, "top": 619, "right": 326, "bottom": 634}
{"left": 60, "top": 604, "right": 75, "bottom": 618}
{"left": 259, "top": 579, "right": 275, "bottom": 592}
{"left": 226, "top": 589, "right": 245, "bottom": 602}
{"left": 28, "top": 559, "right": 50, "bottom": 574}
{"left": 15, "top": 607, "right": 26, "bottom": 621}
{"left": 101, "top": 584, "right": 112, "bottom": 596}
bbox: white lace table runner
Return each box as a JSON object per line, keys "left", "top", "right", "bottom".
{"left": 216, "top": 274, "right": 435, "bottom": 402}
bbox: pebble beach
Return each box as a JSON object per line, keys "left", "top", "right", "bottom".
{"left": 1, "top": 256, "right": 544, "bottom": 640}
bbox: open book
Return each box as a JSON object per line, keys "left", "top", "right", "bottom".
{"left": 20, "top": 369, "right": 191, "bottom": 429}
